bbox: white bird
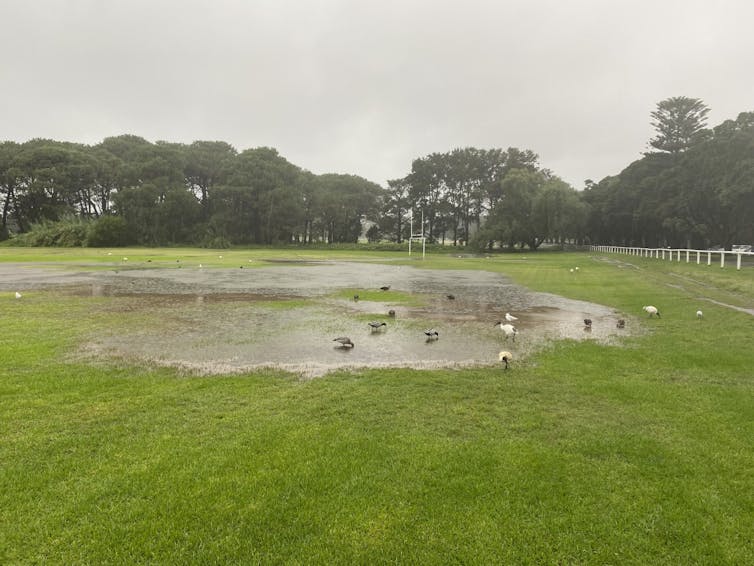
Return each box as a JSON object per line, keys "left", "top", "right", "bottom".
{"left": 504, "top": 312, "right": 518, "bottom": 322}
{"left": 495, "top": 322, "right": 518, "bottom": 341}
{"left": 498, "top": 350, "right": 513, "bottom": 370}
{"left": 569, "top": 268, "right": 574, "bottom": 273}
{"left": 643, "top": 305, "right": 661, "bottom": 318}
{"left": 15, "top": 291, "right": 22, "bottom": 299}
{"left": 575, "top": 267, "right": 580, "bottom": 271}
{"left": 696, "top": 310, "right": 703, "bottom": 319}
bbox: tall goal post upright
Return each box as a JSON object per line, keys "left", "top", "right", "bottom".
{"left": 408, "top": 209, "right": 426, "bottom": 259}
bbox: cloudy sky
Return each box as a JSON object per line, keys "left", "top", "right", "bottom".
{"left": 1, "top": 0, "right": 752, "bottom": 189}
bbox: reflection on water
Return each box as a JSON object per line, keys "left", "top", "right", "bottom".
{"left": 72, "top": 262, "right": 631, "bottom": 377}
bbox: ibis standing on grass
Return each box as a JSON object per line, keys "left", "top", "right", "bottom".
{"left": 643, "top": 305, "right": 661, "bottom": 318}
{"left": 499, "top": 351, "right": 513, "bottom": 370}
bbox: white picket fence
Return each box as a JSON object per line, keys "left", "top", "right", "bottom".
{"left": 590, "top": 245, "right": 754, "bottom": 270}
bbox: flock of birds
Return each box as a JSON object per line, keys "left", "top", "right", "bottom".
{"left": 334, "top": 286, "right": 542, "bottom": 371}
{"left": 331, "top": 284, "right": 707, "bottom": 372}
{"left": 334, "top": 285, "right": 450, "bottom": 354}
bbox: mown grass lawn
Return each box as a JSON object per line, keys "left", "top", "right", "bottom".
{"left": 1, "top": 249, "right": 752, "bottom": 564}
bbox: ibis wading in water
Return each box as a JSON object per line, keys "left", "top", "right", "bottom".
{"left": 495, "top": 322, "right": 518, "bottom": 341}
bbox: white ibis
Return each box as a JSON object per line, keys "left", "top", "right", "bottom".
{"left": 643, "top": 305, "right": 661, "bottom": 318}
{"left": 499, "top": 350, "right": 513, "bottom": 369}
{"left": 495, "top": 322, "right": 518, "bottom": 341}
{"left": 504, "top": 312, "right": 518, "bottom": 322}
{"left": 696, "top": 310, "right": 703, "bottom": 319}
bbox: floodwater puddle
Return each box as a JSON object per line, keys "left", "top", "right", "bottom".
{"left": 3, "top": 261, "right": 632, "bottom": 377}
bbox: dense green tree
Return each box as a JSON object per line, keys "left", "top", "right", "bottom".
{"left": 0, "top": 141, "right": 21, "bottom": 238}
{"left": 381, "top": 178, "right": 411, "bottom": 243}
{"left": 219, "top": 147, "right": 301, "bottom": 244}
{"left": 406, "top": 153, "right": 445, "bottom": 242}
{"left": 649, "top": 96, "right": 710, "bottom": 155}
{"left": 184, "top": 140, "right": 237, "bottom": 218}
{"left": 314, "top": 174, "right": 384, "bottom": 243}
{"left": 532, "top": 177, "right": 588, "bottom": 245}
{"left": 11, "top": 140, "right": 78, "bottom": 230}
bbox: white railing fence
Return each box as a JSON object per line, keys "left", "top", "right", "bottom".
{"left": 590, "top": 245, "right": 754, "bottom": 270}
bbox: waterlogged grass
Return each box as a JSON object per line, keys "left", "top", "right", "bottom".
{"left": 0, "top": 246, "right": 408, "bottom": 267}
{"left": 332, "top": 288, "right": 426, "bottom": 307}
{"left": 1, "top": 249, "right": 753, "bottom": 564}
{"left": 255, "top": 298, "right": 312, "bottom": 310}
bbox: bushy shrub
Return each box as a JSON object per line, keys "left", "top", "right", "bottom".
{"left": 86, "top": 215, "right": 134, "bottom": 247}
{"left": 56, "top": 223, "right": 89, "bottom": 246}
{"left": 11, "top": 217, "right": 88, "bottom": 247}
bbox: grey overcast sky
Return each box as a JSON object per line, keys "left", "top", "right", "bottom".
{"left": 1, "top": 0, "right": 752, "bottom": 189}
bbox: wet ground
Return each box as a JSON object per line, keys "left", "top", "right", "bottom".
{"left": 2, "top": 261, "right": 630, "bottom": 377}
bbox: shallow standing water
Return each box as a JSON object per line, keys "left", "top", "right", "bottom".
{"left": 2, "top": 260, "right": 629, "bottom": 377}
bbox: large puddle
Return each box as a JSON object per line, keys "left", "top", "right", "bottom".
{"left": 2, "top": 261, "right": 630, "bottom": 377}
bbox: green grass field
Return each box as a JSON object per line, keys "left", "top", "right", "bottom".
{"left": 1, "top": 248, "right": 752, "bottom": 564}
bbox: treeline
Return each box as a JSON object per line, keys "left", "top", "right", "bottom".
{"left": 583, "top": 107, "right": 754, "bottom": 249}
{"left": 1, "top": 98, "right": 752, "bottom": 249}
{"left": 0, "top": 136, "right": 384, "bottom": 247}
{"left": 379, "top": 147, "right": 587, "bottom": 249}
{"left": 0, "top": 137, "right": 589, "bottom": 249}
